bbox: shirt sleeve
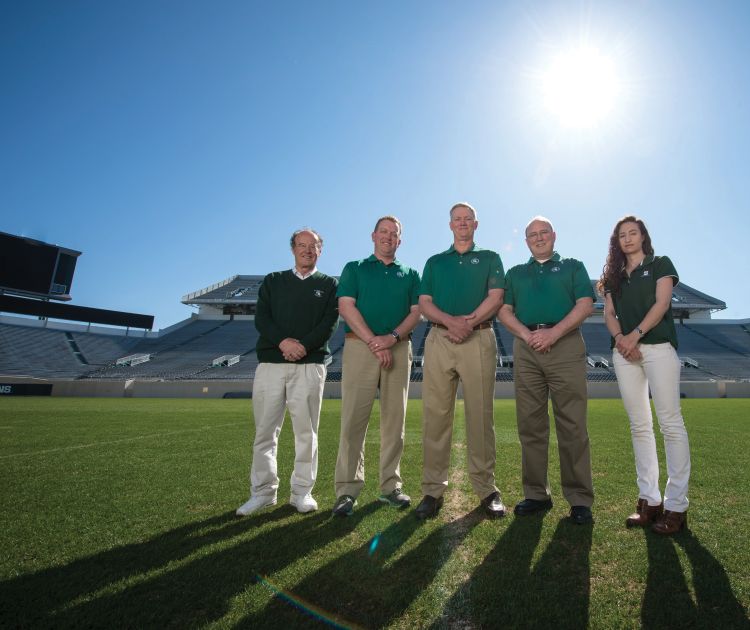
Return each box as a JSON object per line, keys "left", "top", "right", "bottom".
{"left": 254, "top": 275, "right": 286, "bottom": 346}
{"left": 572, "top": 260, "right": 596, "bottom": 300}
{"left": 419, "top": 258, "right": 434, "bottom": 297}
{"left": 409, "top": 268, "right": 421, "bottom": 306}
{"left": 654, "top": 256, "right": 679, "bottom": 287}
{"left": 299, "top": 277, "right": 340, "bottom": 351}
{"left": 487, "top": 251, "right": 505, "bottom": 290}
{"left": 503, "top": 268, "right": 516, "bottom": 307}
{"left": 336, "top": 261, "right": 358, "bottom": 299}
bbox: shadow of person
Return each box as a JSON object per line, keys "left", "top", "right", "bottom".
{"left": 520, "top": 517, "right": 592, "bottom": 628}
{"left": 1, "top": 510, "right": 274, "bottom": 626}
{"left": 434, "top": 511, "right": 545, "bottom": 628}
{"left": 25, "top": 502, "right": 380, "bottom": 628}
{"left": 445, "top": 514, "right": 591, "bottom": 629}
{"left": 675, "top": 531, "right": 748, "bottom": 628}
{"left": 642, "top": 529, "right": 697, "bottom": 628}
{"left": 239, "top": 509, "right": 483, "bottom": 629}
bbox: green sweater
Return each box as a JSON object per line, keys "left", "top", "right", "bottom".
{"left": 254, "top": 270, "right": 339, "bottom": 364}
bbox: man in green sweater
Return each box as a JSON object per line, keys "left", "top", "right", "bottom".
{"left": 237, "top": 228, "right": 339, "bottom": 516}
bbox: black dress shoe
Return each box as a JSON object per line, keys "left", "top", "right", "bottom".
{"left": 415, "top": 495, "right": 443, "bottom": 520}
{"left": 569, "top": 505, "right": 593, "bottom": 525}
{"left": 513, "top": 497, "right": 553, "bottom": 516}
{"left": 481, "top": 492, "right": 507, "bottom": 518}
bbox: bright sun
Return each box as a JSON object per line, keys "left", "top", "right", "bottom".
{"left": 541, "top": 46, "right": 620, "bottom": 129}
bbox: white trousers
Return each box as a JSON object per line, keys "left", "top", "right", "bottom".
{"left": 250, "top": 362, "right": 326, "bottom": 498}
{"left": 613, "top": 343, "right": 690, "bottom": 512}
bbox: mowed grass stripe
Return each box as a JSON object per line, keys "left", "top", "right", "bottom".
{"left": 0, "top": 397, "right": 748, "bottom": 628}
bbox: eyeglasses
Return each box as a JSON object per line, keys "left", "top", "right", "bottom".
{"left": 525, "top": 229, "right": 552, "bottom": 240}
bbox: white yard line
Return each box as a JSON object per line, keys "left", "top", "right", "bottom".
{"left": 0, "top": 421, "right": 246, "bottom": 459}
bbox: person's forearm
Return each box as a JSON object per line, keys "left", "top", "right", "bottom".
{"left": 551, "top": 298, "right": 593, "bottom": 339}
{"left": 498, "top": 305, "right": 530, "bottom": 341}
{"left": 468, "top": 290, "right": 503, "bottom": 323}
{"left": 339, "top": 301, "right": 375, "bottom": 341}
{"left": 419, "top": 296, "right": 450, "bottom": 326}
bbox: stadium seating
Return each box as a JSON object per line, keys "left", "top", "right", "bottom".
{"left": 2, "top": 317, "right": 749, "bottom": 383}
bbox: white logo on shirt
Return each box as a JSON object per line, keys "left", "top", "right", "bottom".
{"left": 313, "top": 290, "right": 323, "bottom": 298}
{"left": 642, "top": 270, "right": 650, "bottom": 277}
{"left": 396, "top": 271, "right": 404, "bottom": 278}
{"left": 471, "top": 257, "right": 480, "bottom": 265}
{"left": 551, "top": 266, "right": 560, "bottom": 273}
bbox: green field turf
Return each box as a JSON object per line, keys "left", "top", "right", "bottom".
{"left": 0, "top": 397, "right": 748, "bottom": 628}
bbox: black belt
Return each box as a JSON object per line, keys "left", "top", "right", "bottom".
{"left": 526, "top": 322, "right": 557, "bottom": 331}
{"left": 433, "top": 322, "right": 492, "bottom": 331}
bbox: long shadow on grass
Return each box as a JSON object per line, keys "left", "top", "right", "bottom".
{"left": 435, "top": 515, "right": 592, "bottom": 628}
{"left": 40, "top": 502, "right": 380, "bottom": 627}
{"left": 1, "top": 509, "right": 277, "bottom": 626}
{"left": 642, "top": 530, "right": 748, "bottom": 629}
{"left": 239, "top": 509, "right": 483, "bottom": 629}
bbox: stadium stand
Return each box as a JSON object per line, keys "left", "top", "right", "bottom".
{"left": 1, "top": 278, "right": 748, "bottom": 388}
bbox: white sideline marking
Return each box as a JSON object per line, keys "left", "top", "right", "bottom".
{"left": 0, "top": 421, "right": 246, "bottom": 459}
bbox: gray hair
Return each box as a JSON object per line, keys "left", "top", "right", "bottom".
{"left": 449, "top": 202, "right": 477, "bottom": 220}
{"left": 290, "top": 228, "right": 323, "bottom": 249}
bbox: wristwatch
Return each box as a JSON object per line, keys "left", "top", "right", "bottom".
{"left": 390, "top": 330, "right": 401, "bottom": 342}
{"left": 637, "top": 327, "right": 645, "bottom": 337}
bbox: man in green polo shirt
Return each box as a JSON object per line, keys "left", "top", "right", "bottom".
{"left": 415, "top": 202, "right": 507, "bottom": 520}
{"left": 332, "top": 216, "right": 422, "bottom": 517}
{"left": 499, "top": 216, "right": 595, "bottom": 525}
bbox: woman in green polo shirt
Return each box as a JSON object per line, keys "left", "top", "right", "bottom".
{"left": 599, "top": 215, "right": 691, "bottom": 535}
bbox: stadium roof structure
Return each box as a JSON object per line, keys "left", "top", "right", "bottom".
{"left": 589, "top": 280, "right": 726, "bottom": 317}
{"left": 182, "top": 275, "right": 265, "bottom": 307}
{"left": 184, "top": 275, "right": 726, "bottom": 319}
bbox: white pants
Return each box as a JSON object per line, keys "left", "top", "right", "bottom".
{"left": 613, "top": 343, "right": 690, "bottom": 512}
{"left": 250, "top": 362, "right": 326, "bottom": 498}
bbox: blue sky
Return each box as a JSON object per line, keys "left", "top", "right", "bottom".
{"left": 2, "top": 1, "right": 749, "bottom": 329}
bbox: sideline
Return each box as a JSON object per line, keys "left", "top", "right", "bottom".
{"left": 0, "top": 421, "right": 246, "bottom": 459}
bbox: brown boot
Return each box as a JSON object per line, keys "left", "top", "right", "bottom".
{"left": 652, "top": 510, "right": 688, "bottom": 535}
{"left": 625, "top": 499, "right": 663, "bottom": 528}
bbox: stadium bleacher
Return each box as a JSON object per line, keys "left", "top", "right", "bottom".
{"left": 1, "top": 277, "right": 748, "bottom": 385}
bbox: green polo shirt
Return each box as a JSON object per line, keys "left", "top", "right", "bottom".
{"left": 504, "top": 252, "right": 595, "bottom": 325}
{"left": 606, "top": 255, "right": 679, "bottom": 348}
{"left": 419, "top": 243, "right": 505, "bottom": 316}
{"left": 337, "top": 255, "right": 421, "bottom": 335}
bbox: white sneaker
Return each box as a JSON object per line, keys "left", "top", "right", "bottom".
{"left": 236, "top": 495, "right": 277, "bottom": 516}
{"left": 289, "top": 493, "right": 318, "bottom": 513}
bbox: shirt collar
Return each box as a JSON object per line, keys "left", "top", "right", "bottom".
{"left": 292, "top": 267, "right": 317, "bottom": 280}
{"left": 527, "top": 251, "right": 561, "bottom": 265}
{"left": 447, "top": 242, "right": 479, "bottom": 255}
{"left": 619, "top": 254, "right": 655, "bottom": 275}
{"left": 366, "top": 253, "right": 399, "bottom": 266}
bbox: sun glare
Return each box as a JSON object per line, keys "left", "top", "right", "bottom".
{"left": 541, "top": 46, "right": 620, "bottom": 129}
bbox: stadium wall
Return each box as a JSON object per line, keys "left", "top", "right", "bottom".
{"left": 2, "top": 376, "right": 748, "bottom": 399}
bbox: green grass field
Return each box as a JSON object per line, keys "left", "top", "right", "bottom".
{"left": 0, "top": 397, "right": 748, "bottom": 629}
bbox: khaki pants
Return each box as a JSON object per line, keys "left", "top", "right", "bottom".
{"left": 513, "top": 330, "right": 594, "bottom": 507}
{"left": 335, "top": 337, "right": 412, "bottom": 498}
{"left": 421, "top": 327, "right": 499, "bottom": 499}
{"left": 250, "top": 362, "right": 326, "bottom": 498}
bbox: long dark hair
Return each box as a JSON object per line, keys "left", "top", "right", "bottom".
{"left": 597, "top": 216, "right": 654, "bottom": 296}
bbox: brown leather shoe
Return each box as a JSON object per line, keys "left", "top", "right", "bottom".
{"left": 625, "top": 499, "right": 663, "bottom": 528}
{"left": 651, "top": 510, "right": 688, "bottom": 535}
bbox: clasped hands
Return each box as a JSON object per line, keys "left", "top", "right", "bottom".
{"left": 366, "top": 334, "right": 396, "bottom": 369}
{"left": 615, "top": 331, "right": 643, "bottom": 362}
{"left": 524, "top": 328, "right": 558, "bottom": 354}
{"left": 279, "top": 338, "right": 307, "bottom": 362}
{"left": 439, "top": 313, "right": 478, "bottom": 344}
